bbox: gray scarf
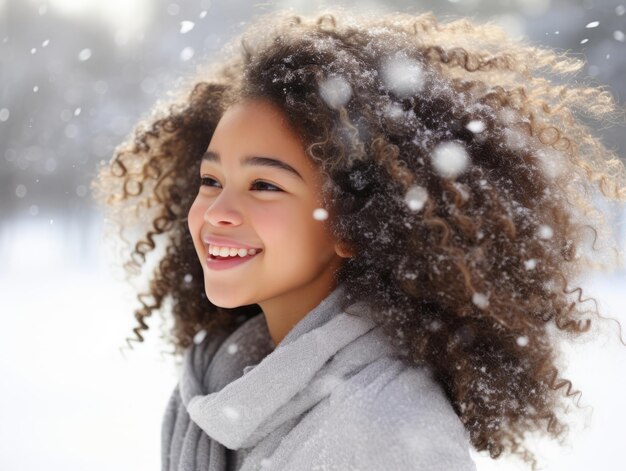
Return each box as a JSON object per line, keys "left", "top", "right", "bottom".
{"left": 161, "top": 284, "right": 476, "bottom": 471}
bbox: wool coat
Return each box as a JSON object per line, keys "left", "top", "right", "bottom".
{"left": 161, "top": 283, "right": 477, "bottom": 471}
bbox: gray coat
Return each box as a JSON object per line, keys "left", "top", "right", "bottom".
{"left": 161, "top": 284, "right": 477, "bottom": 471}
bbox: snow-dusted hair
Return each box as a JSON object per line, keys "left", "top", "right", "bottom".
{"left": 92, "top": 9, "right": 626, "bottom": 470}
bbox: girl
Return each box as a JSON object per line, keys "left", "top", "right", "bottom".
{"left": 92, "top": 8, "right": 626, "bottom": 471}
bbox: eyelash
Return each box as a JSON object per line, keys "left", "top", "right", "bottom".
{"left": 199, "top": 176, "right": 283, "bottom": 192}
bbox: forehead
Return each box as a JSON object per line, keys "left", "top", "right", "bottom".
{"left": 206, "top": 99, "right": 317, "bottom": 176}
{"left": 212, "top": 99, "right": 301, "bottom": 151}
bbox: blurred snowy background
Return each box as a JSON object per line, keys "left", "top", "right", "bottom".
{"left": 0, "top": 0, "right": 625, "bottom": 469}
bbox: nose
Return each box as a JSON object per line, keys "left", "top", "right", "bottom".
{"left": 203, "top": 188, "right": 243, "bottom": 227}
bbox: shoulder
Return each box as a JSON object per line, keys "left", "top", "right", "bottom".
{"left": 289, "top": 357, "right": 477, "bottom": 471}
{"left": 355, "top": 357, "right": 468, "bottom": 433}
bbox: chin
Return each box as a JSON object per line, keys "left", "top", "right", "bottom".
{"left": 204, "top": 288, "right": 247, "bottom": 309}
{"left": 206, "top": 295, "right": 239, "bottom": 309}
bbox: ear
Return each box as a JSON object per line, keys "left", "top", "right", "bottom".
{"left": 335, "top": 241, "right": 355, "bottom": 258}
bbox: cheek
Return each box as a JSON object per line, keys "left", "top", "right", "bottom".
{"left": 250, "top": 205, "right": 293, "bottom": 244}
{"left": 187, "top": 197, "right": 204, "bottom": 248}
{"left": 254, "top": 204, "right": 330, "bottom": 251}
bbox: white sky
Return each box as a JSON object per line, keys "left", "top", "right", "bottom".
{"left": 27, "top": 0, "right": 152, "bottom": 36}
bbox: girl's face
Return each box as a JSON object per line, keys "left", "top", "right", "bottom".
{"left": 188, "top": 98, "right": 348, "bottom": 311}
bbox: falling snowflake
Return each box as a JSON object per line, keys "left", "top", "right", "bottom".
{"left": 536, "top": 148, "right": 566, "bottom": 179}
{"left": 585, "top": 21, "right": 599, "bottom": 28}
{"left": 472, "top": 292, "right": 490, "bottom": 309}
{"left": 78, "top": 48, "right": 92, "bottom": 61}
{"left": 524, "top": 259, "right": 537, "bottom": 270}
{"left": 227, "top": 343, "right": 239, "bottom": 354}
{"left": 180, "top": 47, "right": 194, "bottom": 61}
{"left": 466, "top": 120, "right": 486, "bottom": 133}
{"left": 193, "top": 329, "right": 207, "bottom": 344}
{"left": 180, "top": 21, "right": 195, "bottom": 34}
{"left": 313, "top": 208, "right": 328, "bottom": 221}
{"left": 0, "top": 108, "right": 9, "bottom": 122}
{"left": 614, "top": 30, "right": 625, "bottom": 42}
{"left": 430, "top": 141, "right": 470, "bottom": 179}
{"left": 381, "top": 57, "right": 425, "bottom": 98}
{"left": 319, "top": 75, "right": 352, "bottom": 109}
{"left": 404, "top": 185, "right": 428, "bottom": 212}
{"left": 516, "top": 336, "right": 529, "bottom": 347}
{"left": 537, "top": 225, "right": 553, "bottom": 239}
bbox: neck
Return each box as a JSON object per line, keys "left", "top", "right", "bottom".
{"left": 258, "top": 264, "right": 343, "bottom": 349}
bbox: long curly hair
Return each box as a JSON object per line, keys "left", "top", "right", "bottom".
{"left": 91, "top": 9, "right": 626, "bottom": 470}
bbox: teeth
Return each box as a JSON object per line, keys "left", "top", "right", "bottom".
{"left": 209, "top": 244, "right": 260, "bottom": 257}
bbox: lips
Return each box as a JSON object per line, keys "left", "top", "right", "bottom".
{"left": 205, "top": 248, "right": 262, "bottom": 270}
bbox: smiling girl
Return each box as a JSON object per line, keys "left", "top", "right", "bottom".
{"left": 92, "top": 8, "right": 626, "bottom": 471}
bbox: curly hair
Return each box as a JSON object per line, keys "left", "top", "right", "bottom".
{"left": 91, "top": 9, "right": 626, "bottom": 470}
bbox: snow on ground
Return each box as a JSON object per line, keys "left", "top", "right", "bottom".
{"left": 0, "top": 214, "right": 179, "bottom": 470}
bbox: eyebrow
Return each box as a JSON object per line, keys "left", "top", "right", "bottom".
{"left": 201, "top": 150, "right": 304, "bottom": 181}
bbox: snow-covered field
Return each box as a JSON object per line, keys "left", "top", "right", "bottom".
{"left": 0, "top": 213, "right": 624, "bottom": 470}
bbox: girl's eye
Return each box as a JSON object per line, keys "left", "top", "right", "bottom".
{"left": 199, "top": 176, "right": 283, "bottom": 192}
{"left": 251, "top": 180, "right": 283, "bottom": 192}
{"left": 200, "top": 176, "right": 220, "bottom": 188}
